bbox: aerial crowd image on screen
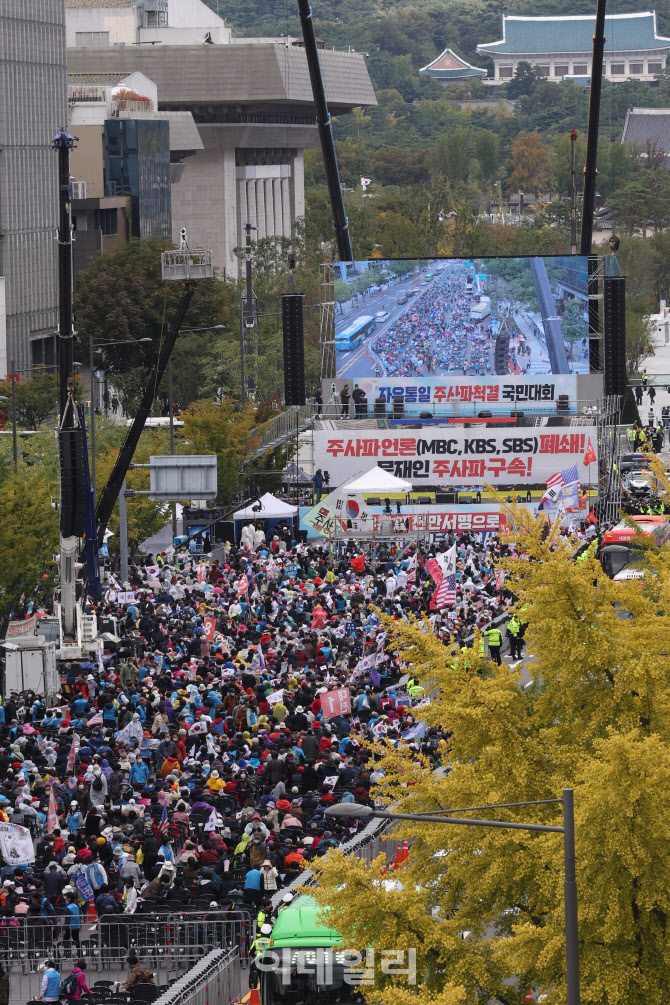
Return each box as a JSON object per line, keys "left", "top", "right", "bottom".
{"left": 334, "top": 256, "right": 590, "bottom": 379}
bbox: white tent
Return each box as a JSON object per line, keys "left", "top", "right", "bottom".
{"left": 344, "top": 466, "right": 412, "bottom": 494}
{"left": 233, "top": 492, "right": 298, "bottom": 521}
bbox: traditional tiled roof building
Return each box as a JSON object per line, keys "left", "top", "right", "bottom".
{"left": 477, "top": 11, "right": 670, "bottom": 85}
{"left": 419, "top": 47, "right": 487, "bottom": 85}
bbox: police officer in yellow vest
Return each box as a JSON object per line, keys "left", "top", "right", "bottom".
{"left": 249, "top": 924, "right": 273, "bottom": 988}
{"left": 507, "top": 615, "right": 522, "bottom": 660}
{"left": 484, "top": 624, "right": 503, "bottom": 665}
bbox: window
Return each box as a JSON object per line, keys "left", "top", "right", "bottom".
{"left": 75, "top": 31, "right": 110, "bottom": 46}
{"left": 498, "top": 65, "right": 513, "bottom": 79}
{"left": 95, "top": 208, "right": 119, "bottom": 236}
{"left": 573, "top": 64, "right": 588, "bottom": 74}
{"left": 610, "top": 63, "right": 625, "bottom": 75}
{"left": 629, "top": 62, "right": 644, "bottom": 74}
{"left": 554, "top": 64, "right": 569, "bottom": 76}
{"left": 648, "top": 62, "right": 663, "bottom": 74}
{"left": 534, "top": 65, "right": 550, "bottom": 76}
{"left": 30, "top": 335, "right": 56, "bottom": 373}
{"left": 144, "top": 10, "right": 167, "bottom": 26}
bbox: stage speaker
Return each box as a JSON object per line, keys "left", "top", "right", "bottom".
{"left": 435, "top": 492, "right": 457, "bottom": 504}
{"left": 494, "top": 334, "right": 510, "bottom": 375}
{"left": 604, "top": 275, "right": 626, "bottom": 397}
{"left": 59, "top": 425, "right": 86, "bottom": 538}
{"left": 282, "top": 293, "right": 305, "bottom": 405}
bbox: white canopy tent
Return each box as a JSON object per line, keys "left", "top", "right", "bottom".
{"left": 344, "top": 466, "right": 412, "bottom": 494}
{"left": 233, "top": 492, "right": 298, "bottom": 521}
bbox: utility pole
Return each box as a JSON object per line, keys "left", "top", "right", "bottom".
{"left": 240, "top": 222, "right": 258, "bottom": 404}
{"left": 53, "top": 126, "right": 85, "bottom": 640}
{"left": 580, "top": 0, "right": 607, "bottom": 255}
{"left": 168, "top": 355, "right": 177, "bottom": 540}
{"left": 570, "top": 128, "right": 578, "bottom": 256}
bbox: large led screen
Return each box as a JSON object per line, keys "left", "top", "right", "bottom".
{"left": 334, "top": 257, "right": 590, "bottom": 379}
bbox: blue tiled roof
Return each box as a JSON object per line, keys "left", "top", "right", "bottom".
{"left": 478, "top": 12, "right": 670, "bottom": 55}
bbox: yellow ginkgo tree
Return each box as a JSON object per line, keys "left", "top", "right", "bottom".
{"left": 312, "top": 505, "right": 670, "bottom": 1005}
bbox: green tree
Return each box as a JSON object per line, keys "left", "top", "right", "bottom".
{"left": 74, "top": 238, "right": 237, "bottom": 412}
{"left": 314, "top": 507, "right": 670, "bottom": 1005}
{"left": 93, "top": 426, "right": 172, "bottom": 563}
{"left": 473, "top": 129, "right": 500, "bottom": 185}
{"left": 507, "top": 131, "right": 550, "bottom": 195}
{"left": 626, "top": 294, "right": 658, "bottom": 374}
{"left": 181, "top": 401, "right": 259, "bottom": 503}
{"left": 506, "top": 60, "right": 540, "bottom": 98}
{"left": 433, "top": 126, "right": 473, "bottom": 184}
{"left": 609, "top": 178, "right": 649, "bottom": 235}
{"left": 0, "top": 373, "right": 58, "bottom": 430}
{"left": 0, "top": 467, "right": 59, "bottom": 620}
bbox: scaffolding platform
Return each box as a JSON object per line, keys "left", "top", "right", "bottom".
{"left": 161, "top": 249, "right": 213, "bottom": 282}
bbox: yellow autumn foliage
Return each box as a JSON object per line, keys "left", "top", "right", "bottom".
{"left": 312, "top": 503, "right": 670, "bottom": 1005}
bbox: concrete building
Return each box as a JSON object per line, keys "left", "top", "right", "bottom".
{"left": 0, "top": 0, "right": 68, "bottom": 375}
{"left": 478, "top": 11, "right": 670, "bottom": 86}
{"left": 419, "top": 47, "right": 487, "bottom": 87}
{"left": 66, "top": 0, "right": 231, "bottom": 48}
{"left": 66, "top": 0, "right": 376, "bottom": 277}
{"left": 67, "top": 70, "right": 205, "bottom": 275}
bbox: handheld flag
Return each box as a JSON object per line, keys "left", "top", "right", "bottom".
{"left": 66, "top": 733, "right": 79, "bottom": 774}
{"left": 583, "top": 438, "right": 596, "bottom": 465}
{"left": 46, "top": 787, "right": 58, "bottom": 833}
{"left": 401, "top": 721, "right": 426, "bottom": 740}
{"left": 158, "top": 803, "right": 169, "bottom": 838}
{"left": 431, "top": 544, "right": 457, "bottom": 608}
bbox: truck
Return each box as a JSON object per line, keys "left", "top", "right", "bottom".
{"left": 0, "top": 636, "right": 59, "bottom": 704}
{"left": 259, "top": 895, "right": 350, "bottom": 1005}
{"left": 470, "top": 296, "right": 491, "bottom": 322}
{"left": 599, "top": 514, "right": 670, "bottom": 581}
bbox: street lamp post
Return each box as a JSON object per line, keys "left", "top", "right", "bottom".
{"left": 326, "top": 792, "right": 580, "bottom": 1005}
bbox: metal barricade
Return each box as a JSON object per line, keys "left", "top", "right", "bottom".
{"left": 0, "top": 911, "right": 253, "bottom": 978}
{"left": 150, "top": 948, "right": 241, "bottom": 1005}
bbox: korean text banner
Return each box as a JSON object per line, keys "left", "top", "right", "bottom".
{"left": 332, "top": 375, "right": 576, "bottom": 416}
{"left": 313, "top": 428, "right": 597, "bottom": 486}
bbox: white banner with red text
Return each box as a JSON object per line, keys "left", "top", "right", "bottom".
{"left": 313, "top": 428, "right": 597, "bottom": 487}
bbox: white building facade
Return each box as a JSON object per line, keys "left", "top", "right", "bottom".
{"left": 66, "top": 0, "right": 231, "bottom": 48}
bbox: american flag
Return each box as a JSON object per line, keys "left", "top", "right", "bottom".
{"left": 547, "top": 465, "right": 579, "bottom": 491}
{"left": 430, "top": 544, "right": 457, "bottom": 608}
{"left": 540, "top": 465, "right": 580, "bottom": 510}
{"left": 158, "top": 803, "right": 169, "bottom": 837}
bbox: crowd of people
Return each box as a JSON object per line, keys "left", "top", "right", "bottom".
{"left": 366, "top": 267, "right": 531, "bottom": 379}
{"left": 0, "top": 530, "right": 524, "bottom": 972}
